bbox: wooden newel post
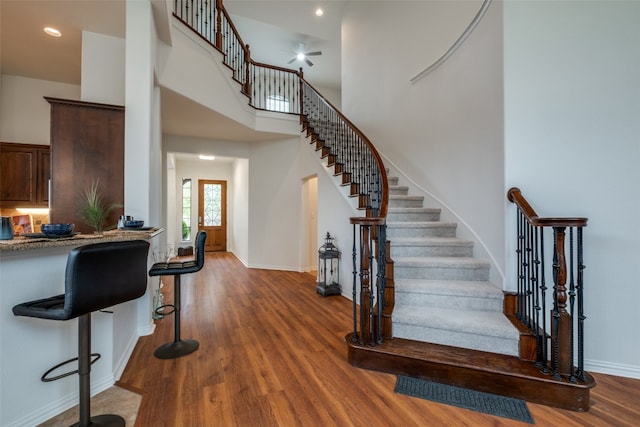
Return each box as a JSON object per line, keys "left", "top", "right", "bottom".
{"left": 299, "top": 67, "right": 304, "bottom": 123}
{"left": 552, "top": 226, "right": 572, "bottom": 377}
{"left": 359, "top": 224, "right": 372, "bottom": 345}
{"left": 243, "top": 44, "right": 251, "bottom": 95}
{"left": 215, "top": 0, "right": 223, "bottom": 50}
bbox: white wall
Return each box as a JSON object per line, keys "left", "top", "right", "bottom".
{"left": 247, "top": 137, "right": 303, "bottom": 270}
{"left": 504, "top": 0, "right": 640, "bottom": 378}
{"left": 232, "top": 157, "right": 250, "bottom": 264}
{"left": 81, "top": 31, "right": 125, "bottom": 105}
{"left": 0, "top": 75, "right": 79, "bottom": 144}
{"left": 341, "top": 0, "right": 505, "bottom": 284}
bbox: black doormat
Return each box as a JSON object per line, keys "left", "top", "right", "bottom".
{"left": 395, "top": 375, "right": 534, "bottom": 424}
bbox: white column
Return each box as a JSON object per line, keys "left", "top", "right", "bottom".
{"left": 125, "top": 0, "right": 158, "bottom": 335}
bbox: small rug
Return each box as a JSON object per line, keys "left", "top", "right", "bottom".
{"left": 394, "top": 375, "right": 534, "bottom": 424}
{"left": 38, "top": 386, "right": 141, "bottom": 426}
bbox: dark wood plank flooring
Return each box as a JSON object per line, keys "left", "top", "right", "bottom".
{"left": 119, "top": 252, "right": 640, "bottom": 426}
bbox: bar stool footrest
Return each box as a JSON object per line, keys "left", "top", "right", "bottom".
{"left": 41, "top": 353, "right": 101, "bottom": 382}
{"left": 154, "top": 339, "right": 199, "bottom": 359}
{"left": 154, "top": 304, "right": 176, "bottom": 316}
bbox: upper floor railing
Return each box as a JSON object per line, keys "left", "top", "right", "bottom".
{"left": 507, "top": 187, "right": 588, "bottom": 382}
{"left": 174, "top": 0, "right": 301, "bottom": 114}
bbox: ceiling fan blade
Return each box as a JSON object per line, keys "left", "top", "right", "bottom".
{"left": 287, "top": 57, "right": 296, "bottom": 64}
{"left": 305, "top": 51, "right": 322, "bottom": 56}
{"left": 305, "top": 58, "right": 314, "bottom": 67}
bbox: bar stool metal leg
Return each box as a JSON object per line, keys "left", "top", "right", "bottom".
{"left": 72, "top": 314, "right": 125, "bottom": 427}
{"left": 153, "top": 275, "right": 199, "bottom": 359}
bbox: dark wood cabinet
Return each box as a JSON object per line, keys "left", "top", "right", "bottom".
{"left": 46, "top": 97, "right": 124, "bottom": 234}
{"left": 0, "top": 142, "right": 50, "bottom": 207}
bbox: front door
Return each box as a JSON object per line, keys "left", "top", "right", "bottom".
{"left": 198, "top": 179, "right": 227, "bottom": 252}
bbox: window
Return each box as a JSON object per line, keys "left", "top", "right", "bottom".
{"left": 265, "top": 95, "right": 290, "bottom": 113}
{"left": 181, "top": 178, "right": 192, "bottom": 240}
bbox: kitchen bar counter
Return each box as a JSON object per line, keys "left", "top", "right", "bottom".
{"left": 0, "top": 228, "right": 163, "bottom": 252}
{"left": 1, "top": 227, "right": 162, "bottom": 426}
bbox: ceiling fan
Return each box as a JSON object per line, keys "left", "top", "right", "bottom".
{"left": 286, "top": 43, "right": 322, "bottom": 67}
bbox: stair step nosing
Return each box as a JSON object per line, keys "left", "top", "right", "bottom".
{"left": 391, "top": 237, "right": 473, "bottom": 247}
{"left": 393, "top": 307, "right": 519, "bottom": 339}
{"left": 394, "top": 257, "right": 490, "bottom": 268}
{"left": 387, "top": 222, "right": 457, "bottom": 228}
{"left": 395, "top": 280, "right": 503, "bottom": 298}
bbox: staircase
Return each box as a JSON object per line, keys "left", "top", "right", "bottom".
{"left": 386, "top": 174, "right": 520, "bottom": 356}
{"left": 170, "top": 1, "right": 596, "bottom": 412}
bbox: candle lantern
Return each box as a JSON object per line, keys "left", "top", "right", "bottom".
{"left": 317, "top": 232, "right": 341, "bottom": 296}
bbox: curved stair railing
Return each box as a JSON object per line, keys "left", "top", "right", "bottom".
{"left": 507, "top": 187, "right": 588, "bottom": 382}
{"left": 299, "top": 78, "right": 391, "bottom": 344}
{"left": 173, "top": 0, "right": 392, "bottom": 344}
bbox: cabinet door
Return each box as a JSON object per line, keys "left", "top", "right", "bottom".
{"left": 47, "top": 98, "right": 124, "bottom": 233}
{"left": 0, "top": 143, "right": 49, "bottom": 207}
{"left": 37, "top": 149, "right": 51, "bottom": 205}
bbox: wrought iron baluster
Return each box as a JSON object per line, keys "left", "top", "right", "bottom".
{"left": 569, "top": 227, "right": 576, "bottom": 383}
{"left": 577, "top": 227, "right": 585, "bottom": 381}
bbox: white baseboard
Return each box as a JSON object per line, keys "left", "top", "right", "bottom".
{"left": 585, "top": 359, "right": 640, "bottom": 379}
{"left": 113, "top": 332, "right": 142, "bottom": 381}
{"left": 6, "top": 375, "right": 114, "bottom": 427}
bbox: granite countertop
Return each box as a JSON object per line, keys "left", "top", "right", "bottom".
{"left": 0, "top": 228, "right": 164, "bottom": 252}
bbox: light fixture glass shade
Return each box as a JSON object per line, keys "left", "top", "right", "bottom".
{"left": 44, "top": 27, "right": 62, "bottom": 37}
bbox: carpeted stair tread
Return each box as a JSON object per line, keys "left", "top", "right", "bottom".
{"left": 388, "top": 207, "right": 441, "bottom": 213}
{"left": 389, "top": 195, "right": 424, "bottom": 201}
{"left": 388, "top": 221, "right": 457, "bottom": 228}
{"left": 395, "top": 279, "right": 504, "bottom": 311}
{"left": 395, "top": 278, "right": 503, "bottom": 298}
{"left": 393, "top": 308, "right": 520, "bottom": 356}
{"left": 387, "top": 222, "right": 458, "bottom": 238}
{"left": 389, "top": 185, "right": 409, "bottom": 194}
{"left": 394, "top": 256, "right": 490, "bottom": 269}
{"left": 391, "top": 237, "right": 475, "bottom": 257}
{"left": 391, "top": 237, "right": 474, "bottom": 247}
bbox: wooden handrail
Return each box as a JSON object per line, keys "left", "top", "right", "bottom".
{"left": 217, "top": 0, "right": 247, "bottom": 51}
{"left": 508, "top": 186, "right": 588, "bottom": 381}
{"left": 507, "top": 187, "right": 587, "bottom": 228}
{"left": 301, "top": 77, "right": 388, "bottom": 219}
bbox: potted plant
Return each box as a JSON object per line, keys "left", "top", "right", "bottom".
{"left": 78, "top": 179, "right": 121, "bottom": 233}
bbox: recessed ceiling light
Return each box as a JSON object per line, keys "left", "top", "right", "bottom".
{"left": 44, "top": 27, "right": 62, "bottom": 37}
{"left": 199, "top": 154, "right": 215, "bottom": 160}
{"left": 315, "top": 8, "right": 324, "bottom": 17}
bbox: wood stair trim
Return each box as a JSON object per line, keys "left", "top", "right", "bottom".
{"left": 345, "top": 333, "right": 595, "bottom": 412}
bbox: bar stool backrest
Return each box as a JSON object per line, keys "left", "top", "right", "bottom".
{"left": 193, "top": 230, "right": 207, "bottom": 270}
{"left": 63, "top": 240, "right": 150, "bottom": 319}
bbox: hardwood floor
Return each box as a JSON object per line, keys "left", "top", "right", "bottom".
{"left": 119, "top": 252, "right": 639, "bottom": 426}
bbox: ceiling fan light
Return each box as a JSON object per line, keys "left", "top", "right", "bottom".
{"left": 44, "top": 27, "right": 62, "bottom": 37}
{"left": 297, "top": 53, "right": 305, "bottom": 61}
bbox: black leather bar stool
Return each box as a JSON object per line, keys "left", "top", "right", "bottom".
{"left": 12, "top": 240, "right": 150, "bottom": 427}
{"left": 149, "top": 230, "right": 207, "bottom": 359}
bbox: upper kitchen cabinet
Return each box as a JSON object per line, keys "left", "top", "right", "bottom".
{"left": 46, "top": 98, "right": 124, "bottom": 234}
{"left": 0, "top": 142, "right": 50, "bottom": 208}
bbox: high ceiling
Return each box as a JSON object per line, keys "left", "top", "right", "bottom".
{"left": 0, "top": 0, "right": 343, "bottom": 140}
